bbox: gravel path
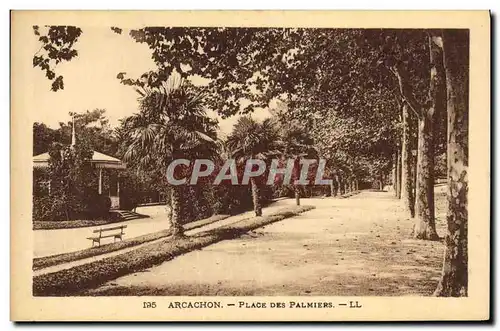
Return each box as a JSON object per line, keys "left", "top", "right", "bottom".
{"left": 89, "top": 190, "right": 447, "bottom": 296}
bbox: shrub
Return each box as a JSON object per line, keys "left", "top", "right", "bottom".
{"left": 33, "top": 196, "right": 52, "bottom": 221}
{"left": 119, "top": 194, "right": 139, "bottom": 211}
{"left": 95, "top": 195, "right": 111, "bottom": 218}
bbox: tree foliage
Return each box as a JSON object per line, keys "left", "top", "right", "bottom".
{"left": 32, "top": 25, "right": 82, "bottom": 91}
{"left": 33, "top": 140, "right": 111, "bottom": 221}
{"left": 33, "top": 109, "right": 117, "bottom": 156}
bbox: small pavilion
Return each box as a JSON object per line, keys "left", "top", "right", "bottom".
{"left": 32, "top": 118, "right": 126, "bottom": 209}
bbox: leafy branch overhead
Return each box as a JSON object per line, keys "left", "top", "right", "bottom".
{"left": 32, "top": 25, "right": 82, "bottom": 91}
{"left": 117, "top": 27, "right": 305, "bottom": 118}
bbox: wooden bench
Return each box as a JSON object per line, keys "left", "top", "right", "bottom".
{"left": 87, "top": 225, "right": 127, "bottom": 247}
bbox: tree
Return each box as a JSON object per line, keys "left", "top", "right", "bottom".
{"left": 34, "top": 109, "right": 118, "bottom": 157}
{"left": 273, "top": 105, "right": 318, "bottom": 205}
{"left": 383, "top": 31, "right": 444, "bottom": 240}
{"left": 70, "top": 109, "right": 118, "bottom": 156}
{"left": 226, "top": 117, "right": 281, "bottom": 216}
{"left": 44, "top": 140, "right": 97, "bottom": 221}
{"left": 121, "top": 75, "right": 219, "bottom": 236}
{"left": 400, "top": 101, "right": 416, "bottom": 217}
{"left": 115, "top": 27, "right": 305, "bottom": 118}
{"left": 257, "top": 30, "right": 401, "bottom": 198}
{"left": 434, "top": 29, "right": 469, "bottom": 297}
{"left": 32, "top": 25, "right": 82, "bottom": 91}
{"left": 33, "top": 122, "right": 57, "bottom": 155}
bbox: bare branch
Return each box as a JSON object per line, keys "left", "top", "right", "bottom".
{"left": 390, "top": 63, "right": 422, "bottom": 118}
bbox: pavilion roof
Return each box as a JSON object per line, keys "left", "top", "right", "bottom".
{"left": 33, "top": 151, "right": 126, "bottom": 169}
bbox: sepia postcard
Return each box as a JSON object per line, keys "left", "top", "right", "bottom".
{"left": 11, "top": 10, "right": 490, "bottom": 322}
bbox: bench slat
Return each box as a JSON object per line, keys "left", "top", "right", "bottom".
{"left": 87, "top": 233, "right": 124, "bottom": 240}
{"left": 92, "top": 225, "right": 127, "bottom": 233}
{"left": 100, "top": 234, "right": 123, "bottom": 239}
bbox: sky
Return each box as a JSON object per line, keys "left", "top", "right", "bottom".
{"left": 29, "top": 26, "right": 271, "bottom": 136}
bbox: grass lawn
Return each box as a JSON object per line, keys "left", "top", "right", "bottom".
{"left": 32, "top": 210, "right": 150, "bottom": 230}
{"left": 34, "top": 219, "right": 120, "bottom": 231}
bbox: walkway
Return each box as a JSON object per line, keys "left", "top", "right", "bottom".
{"left": 89, "top": 190, "right": 447, "bottom": 296}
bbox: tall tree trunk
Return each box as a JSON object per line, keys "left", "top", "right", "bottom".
{"left": 392, "top": 153, "right": 398, "bottom": 195}
{"left": 401, "top": 102, "right": 416, "bottom": 217}
{"left": 396, "top": 150, "right": 402, "bottom": 198}
{"left": 332, "top": 175, "right": 339, "bottom": 197}
{"left": 325, "top": 171, "right": 332, "bottom": 197}
{"left": 250, "top": 177, "right": 262, "bottom": 216}
{"left": 413, "top": 34, "right": 445, "bottom": 240}
{"left": 435, "top": 29, "right": 469, "bottom": 297}
{"left": 414, "top": 111, "right": 439, "bottom": 239}
{"left": 169, "top": 186, "right": 184, "bottom": 237}
{"left": 329, "top": 176, "right": 334, "bottom": 197}
{"left": 413, "top": 147, "right": 418, "bottom": 204}
{"left": 335, "top": 175, "right": 340, "bottom": 196}
{"left": 294, "top": 185, "right": 301, "bottom": 206}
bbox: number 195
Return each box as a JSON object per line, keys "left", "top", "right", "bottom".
{"left": 143, "top": 302, "right": 156, "bottom": 308}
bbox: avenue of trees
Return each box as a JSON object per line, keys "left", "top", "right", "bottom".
{"left": 32, "top": 26, "right": 469, "bottom": 296}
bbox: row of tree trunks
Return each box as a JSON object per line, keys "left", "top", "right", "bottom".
{"left": 348, "top": 179, "right": 357, "bottom": 192}
{"left": 333, "top": 175, "right": 339, "bottom": 196}
{"left": 392, "top": 149, "right": 402, "bottom": 198}
{"left": 329, "top": 175, "right": 339, "bottom": 197}
{"left": 391, "top": 34, "right": 444, "bottom": 241}
{"left": 325, "top": 182, "right": 332, "bottom": 197}
{"left": 434, "top": 29, "right": 469, "bottom": 296}
{"left": 333, "top": 175, "right": 359, "bottom": 195}
{"left": 338, "top": 177, "right": 345, "bottom": 195}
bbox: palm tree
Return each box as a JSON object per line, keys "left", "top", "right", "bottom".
{"left": 121, "top": 74, "right": 219, "bottom": 237}
{"left": 226, "top": 117, "right": 281, "bottom": 216}
{"left": 278, "top": 120, "right": 318, "bottom": 206}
